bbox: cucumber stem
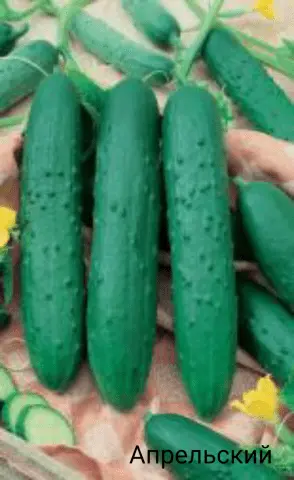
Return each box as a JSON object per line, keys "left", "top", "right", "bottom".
{"left": 0, "top": 115, "right": 24, "bottom": 128}
{"left": 0, "top": 0, "right": 44, "bottom": 21}
{"left": 219, "top": 8, "right": 251, "bottom": 18}
{"left": 177, "top": 0, "right": 225, "bottom": 82}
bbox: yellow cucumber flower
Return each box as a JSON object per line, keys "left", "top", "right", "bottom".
{"left": 0, "top": 207, "right": 17, "bottom": 249}
{"left": 230, "top": 375, "right": 279, "bottom": 422}
{"left": 253, "top": 0, "right": 276, "bottom": 20}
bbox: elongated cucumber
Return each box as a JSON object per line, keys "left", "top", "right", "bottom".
{"left": 162, "top": 85, "right": 237, "bottom": 420}
{"left": 87, "top": 78, "right": 161, "bottom": 410}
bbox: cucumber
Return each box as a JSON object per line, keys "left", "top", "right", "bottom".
{"left": 235, "top": 178, "right": 294, "bottom": 308}
{"left": 70, "top": 11, "right": 174, "bottom": 86}
{"left": 145, "top": 413, "right": 282, "bottom": 479}
{"left": 0, "top": 365, "right": 17, "bottom": 402}
{"left": 202, "top": 27, "right": 294, "bottom": 141}
{"left": 87, "top": 78, "right": 161, "bottom": 410}
{"left": 2, "top": 391, "right": 48, "bottom": 433}
{"left": 0, "top": 40, "right": 58, "bottom": 113}
{"left": 0, "top": 22, "right": 29, "bottom": 56}
{"left": 238, "top": 280, "right": 294, "bottom": 385}
{"left": 17, "top": 404, "right": 76, "bottom": 446}
{"left": 121, "top": 0, "right": 180, "bottom": 48}
{"left": 20, "top": 72, "right": 84, "bottom": 391}
{"left": 162, "top": 85, "right": 237, "bottom": 420}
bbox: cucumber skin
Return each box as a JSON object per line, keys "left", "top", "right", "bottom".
{"left": 2, "top": 392, "right": 47, "bottom": 433}
{"left": 202, "top": 27, "right": 294, "bottom": 142}
{"left": 121, "top": 0, "right": 180, "bottom": 47}
{"left": 0, "top": 40, "right": 58, "bottom": 113}
{"left": 87, "top": 78, "right": 161, "bottom": 410}
{"left": 20, "top": 72, "right": 84, "bottom": 392}
{"left": 162, "top": 86, "right": 237, "bottom": 420}
{"left": 70, "top": 12, "right": 174, "bottom": 86}
{"left": 145, "top": 414, "right": 282, "bottom": 479}
{"left": 236, "top": 180, "right": 294, "bottom": 308}
{"left": 238, "top": 280, "right": 294, "bottom": 385}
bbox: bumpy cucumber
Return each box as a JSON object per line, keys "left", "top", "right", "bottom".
{"left": 87, "top": 78, "right": 161, "bottom": 410}
{"left": 20, "top": 72, "right": 84, "bottom": 391}
{"left": 0, "top": 22, "right": 29, "bottom": 56}
{"left": 17, "top": 405, "right": 76, "bottom": 446}
{"left": 238, "top": 280, "right": 294, "bottom": 385}
{"left": 202, "top": 27, "right": 294, "bottom": 141}
{"left": 70, "top": 11, "right": 174, "bottom": 86}
{"left": 0, "top": 40, "right": 58, "bottom": 113}
{"left": 121, "top": 0, "right": 180, "bottom": 47}
{"left": 2, "top": 391, "right": 48, "bottom": 433}
{"left": 162, "top": 85, "right": 237, "bottom": 420}
{"left": 0, "top": 365, "right": 17, "bottom": 402}
{"left": 235, "top": 178, "right": 294, "bottom": 308}
{"left": 145, "top": 414, "right": 282, "bottom": 479}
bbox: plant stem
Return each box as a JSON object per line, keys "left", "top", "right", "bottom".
{"left": 177, "top": 0, "right": 224, "bottom": 82}
{"left": 185, "top": 0, "right": 205, "bottom": 19}
{"left": 230, "top": 26, "right": 277, "bottom": 54}
{"left": 0, "top": 115, "right": 24, "bottom": 128}
{"left": 0, "top": 0, "right": 44, "bottom": 21}
{"left": 219, "top": 8, "right": 250, "bottom": 18}
{"left": 275, "top": 422, "right": 294, "bottom": 448}
{"left": 250, "top": 48, "right": 294, "bottom": 79}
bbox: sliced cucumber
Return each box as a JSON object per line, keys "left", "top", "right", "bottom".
{"left": 18, "top": 405, "right": 76, "bottom": 446}
{"left": 0, "top": 365, "right": 17, "bottom": 403}
{"left": 3, "top": 392, "right": 48, "bottom": 433}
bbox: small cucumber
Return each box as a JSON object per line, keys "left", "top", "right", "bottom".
{"left": 145, "top": 413, "right": 282, "bottom": 479}
{"left": 70, "top": 11, "right": 174, "bottom": 86}
{"left": 0, "top": 40, "right": 58, "bottom": 113}
{"left": 2, "top": 391, "right": 48, "bottom": 433}
{"left": 162, "top": 85, "right": 237, "bottom": 420}
{"left": 17, "top": 405, "right": 76, "bottom": 446}
{"left": 121, "top": 0, "right": 180, "bottom": 47}
{"left": 0, "top": 22, "right": 29, "bottom": 56}
{"left": 202, "top": 27, "right": 294, "bottom": 141}
{"left": 87, "top": 78, "right": 161, "bottom": 410}
{"left": 238, "top": 280, "right": 294, "bottom": 385}
{"left": 67, "top": 67, "right": 106, "bottom": 113}
{"left": 235, "top": 178, "right": 294, "bottom": 308}
{"left": 0, "top": 365, "right": 17, "bottom": 402}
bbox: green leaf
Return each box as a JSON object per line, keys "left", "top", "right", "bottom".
{"left": 282, "top": 39, "right": 294, "bottom": 57}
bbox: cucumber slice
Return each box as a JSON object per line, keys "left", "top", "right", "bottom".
{"left": 18, "top": 405, "right": 76, "bottom": 446}
{"left": 0, "top": 365, "right": 17, "bottom": 402}
{"left": 3, "top": 392, "right": 48, "bottom": 433}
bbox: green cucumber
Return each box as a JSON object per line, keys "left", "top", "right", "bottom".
{"left": 145, "top": 413, "right": 283, "bottom": 479}
{"left": 17, "top": 404, "right": 76, "bottom": 446}
{"left": 2, "top": 391, "right": 48, "bottom": 433}
{"left": 0, "top": 22, "right": 29, "bottom": 56}
{"left": 20, "top": 72, "right": 84, "bottom": 392}
{"left": 238, "top": 280, "right": 294, "bottom": 385}
{"left": 121, "top": 0, "right": 180, "bottom": 48}
{"left": 0, "top": 40, "right": 58, "bottom": 113}
{"left": 0, "top": 365, "right": 17, "bottom": 402}
{"left": 87, "top": 78, "right": 161, "bottom": 410}
{"left": 202, "top": 27, "right": 294, "bottom": 141}
{"left": 162, "top": 85, "right": 237, "bottom": 420}
{"left": 235, "top": 178, "right": 294, "bottom": 308}
{"left": 70, "top": 11, "right": 174, "bottom": 86}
